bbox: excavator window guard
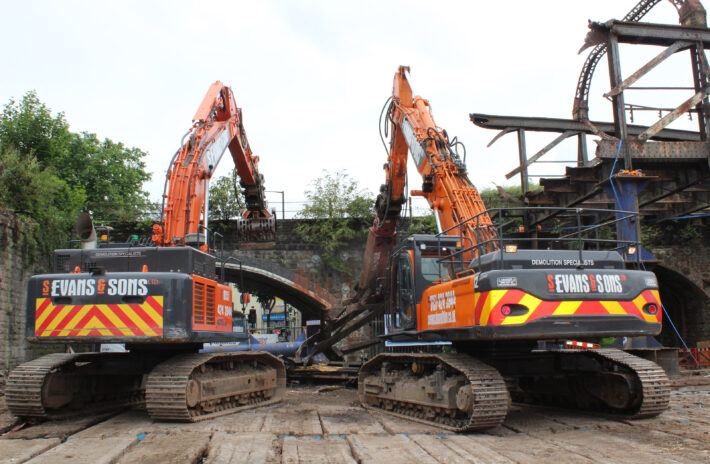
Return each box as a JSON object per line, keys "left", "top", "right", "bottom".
{"left": 435, "top": 206, "right": 644, "bottom": 270}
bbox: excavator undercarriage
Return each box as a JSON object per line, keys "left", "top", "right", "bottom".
{"left": 495, "top": 348, "right": 670, "bottom": 419}
{"left": 6, "top": 350, "right": 285, "bottom": 422}
{"left": 359, "top": 353, "right": 509, "bottom": 432}
{"left": 358, "top": 347, "right": 670, "bottom": 431}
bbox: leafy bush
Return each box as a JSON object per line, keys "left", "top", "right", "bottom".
{"left": 296, "top": 170, "right": 374, "bottom": 275}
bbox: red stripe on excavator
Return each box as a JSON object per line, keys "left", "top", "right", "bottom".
{"left": 642, "top": 289, "right": 660, "bottom": 305}
{"left": 109, "top": 304, "right": 145, "bottom": 335}
{"left": 474, "top": 292, "right": 488, "bottom": 325}
{"left": 574, "top": 300, "right": 607, "bottom": 315}
{"left": 145, "top": 296, "right": 164, "bottom": 316}
{"left": 93, "top": 309, "right": 125, "bottom": 336}
{"left": 35, "top": 298, "right": 52, "bottom": 319}
{"left": 36, "top": 305, "right": 65, "bottom": 334}
{"left": 620, "top": 300, "right": 642, "bottom": 317}
{"left": 68, "top": 307, "right": 102, "bottom": 337}
{"left": 532, "top": 300, "right": 559, "bottom": 318}
{"left": 130, "top": 303, "right": 161, "bottom": 331}
{"left": 48, "top": 304, "right": 84, "bottom": 337}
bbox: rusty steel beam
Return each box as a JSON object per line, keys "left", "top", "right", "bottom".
{"left": 470, "top": 114, "right": 700, "bottom": 141}
{"left": 505, "top": 131, "right": 578, "bottom": 179}
{"left": 637, "top": 89, "right": 709, "bottom": 142}
{"left": 597, "top": 139, "right": 710, "bottom": 160}
{"left": 605, "top": 40, "right": 692, "bottom": 98}
{"left": 607, "top": 32, "right": 632, "bottom": 168}
{"left": 640, "top": 178, "right": 710, "bottom": 208}
{"left": 574, "top": 0, "right": 667, "bottom": 121}
{"left": 690, "top": 41, "right": 710, "bottom": 140}
{"left": 517, "top": 129, "right": 529, "bottom": 195}
{"left": 588, "top": 21, "right": 710, "bottom": 48}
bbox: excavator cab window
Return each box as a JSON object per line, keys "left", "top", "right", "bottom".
{"left": 420, "top": 248, "right": 461, "bottom": 283}
{"left": 391, "top": 252, "right": 416, "bottom": 329}
{"left": 420, "top": 254, "right": 455, "bottom": 283}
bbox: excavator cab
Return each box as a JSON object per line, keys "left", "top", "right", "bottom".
{"left": 390, "top": 251, "right": 415, "bottom": 329}
{"left": 387, "top": 234, "right": 463, "bottom": 331}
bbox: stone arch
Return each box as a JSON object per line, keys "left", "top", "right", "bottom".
{"left": 653, "top": 264, "right": 709, "bottom": 347}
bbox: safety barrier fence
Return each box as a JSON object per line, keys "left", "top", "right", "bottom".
{"left": 678, "top": 347, "right": 710, "bottom": 368}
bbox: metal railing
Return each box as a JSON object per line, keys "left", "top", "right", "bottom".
{"left": 430, "top": 206, "right": 644, "bottom": 273}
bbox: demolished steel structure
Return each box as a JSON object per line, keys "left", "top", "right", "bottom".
{"left": 472, "top": 2, "right": 710, "bottom": 230}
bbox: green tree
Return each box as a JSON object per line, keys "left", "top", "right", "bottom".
{"left": 0, "top": 147, "right": 84, "bottom": 260}
{"left": 0, "top": 91, "right": 70, "bottom": 168}
{"left": 208, "top": 172, "right": 246, "bottom": 221}
{"left": 65, "top": 132, "right": 151, "bottom": 223}
{"left": 0, "top": 91, "right": 152, "bottom": 225}
{"left": 297, "top": 170, "right": 374, "bottom": 274}
{"left": 406, "top": 213, "right": 437, "bottom": 235}
{"left": 0, "top": 91, "right": 153, "bottom": 261}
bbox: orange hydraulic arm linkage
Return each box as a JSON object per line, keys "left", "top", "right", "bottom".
{"left": 357, "top": 66, "right": 497, "bottom": 297}
{"left": 152, "top": 81, "right": 274, "bottom": 248}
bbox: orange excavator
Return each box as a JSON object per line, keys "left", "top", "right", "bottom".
{"left": 6, "top": 82, "right": 285, "bottom": 422}
{"left": 352, "top": 67, "right": 670, "bottom": 431}
{"left": 153, "top": 80, "right": 275, "bottom": 248}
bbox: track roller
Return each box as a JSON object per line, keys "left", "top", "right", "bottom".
{"left": 358, "top": 353, "right": 509, "bottom": 432}
{"left": 145, "top": 351, "right": 286, "bottom": 422}
{"left": 6, "top": 352, "right": 148, "bottom": 420}
{"left": 506, "top": 348, "right": 670, "bottom": 419}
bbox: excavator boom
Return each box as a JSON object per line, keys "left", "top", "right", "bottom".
{"left": 153, "top": 81, "right": 274, "bottom": 248}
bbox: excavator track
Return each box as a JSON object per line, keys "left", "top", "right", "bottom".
{"left": 145, "top": 351, "right": 286, "bottom": 422}
{"left": 507, "top": 348, "right": 670, "bottom": 419}
{"left": 583, "top": 348, "right": 670, "bottom": 418}
{"left": 6, "top": 352, "right": 146, "bottom": 420}
{"left": 358, "top": 353, "right": 509, "bottom": 432}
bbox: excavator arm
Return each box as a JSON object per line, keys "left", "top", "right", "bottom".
{"left": 357, "top": 66, "right": 496, "bottom": 301}
{"left": 305, "top": 67, "right": 499, "bottom": 363}
{"left": 152, "top": 81, "right": 274, "bottom": 248}
{"left": 390, "top": 66, "right": 496, "bottom": 249}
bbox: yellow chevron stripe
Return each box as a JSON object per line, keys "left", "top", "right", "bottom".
{"left": 35, "top": 299, "right": 54, "bottom": 327}
{"left": 59, "top": 305, "right": 93, "bottom": 334}
{"left": 552, "top": 301, "right": 582, "bottom": 316}
{"left": 122, "top": 307, "right": 157, "bottom": 336}
{"left": 480, "top": 290, "right": 507, "bottom": 325}
{"left": 41, "top": 304, "right": 76, "bottom": 332}
{"left": 141, "top": 297, "right": 164, "bottom": 328}
{"left": 97, "top": 305, "right": 135, "bottom": 336}
{"left": 77, "top": 316, "right": 104, "bottom": 336}
{"left": 650, "top": 290, "right": 660, "bottom": 302}
{"left": 600, "top": 300, "right": 627, "bottom": 315}
{"left": 502, "top": 293, "right": 542, "bottom": 325}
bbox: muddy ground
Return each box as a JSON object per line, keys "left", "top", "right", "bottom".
{"left": 0, "top": 372, "right": 708, "bottom": 463}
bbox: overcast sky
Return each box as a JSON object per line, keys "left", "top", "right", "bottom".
{"left": 1, "top": 1, "right": 697, "bottom": 218}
